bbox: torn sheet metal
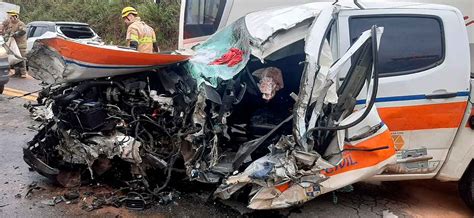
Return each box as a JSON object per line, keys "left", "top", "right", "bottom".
{"left": 293, "top": 7, "right": 336, "bottom": 152}
{"left": 320, "top": 111, "right": 397, "bottom": 190}
{"left": 247, "top": 117, "right": 394, "bottom": 209}
{"left": 26, "top": 101, "right": 54, "bottom": 121}
{"left": 58, "top": 132, "right": 142, "bottom": 166}
{"left": 245, "top": 3, "right": 330, "bottom": 46}
{"left": 306, "top": 39, "right": 335, "bottom": 131}
{"left": 24, "top": 3, "right": 400, "bottom": 211}
{"left": 246, "top": 3, "right": 331, "bottom": 60}
{"left": 227, "top": 25, "right": 397, "bottom": 209}
{"left": 217, "top": 109, "right": 396, "bottom": 209}
{"left": 27, "top": 32, "right": 190, "bottom": 84}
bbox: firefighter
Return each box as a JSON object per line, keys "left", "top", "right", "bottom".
{"left": 121, "top": 7, "right": 159, "bottom": 53}
{"left": 4, "top": 10, "right": 27, "bottom": 78}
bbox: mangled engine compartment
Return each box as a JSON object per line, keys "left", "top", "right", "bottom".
{"left": 25, "top": 69, "right": 197, "bottom": 187}
{"left": 25, "top": 4, "right": 399, "bottom": 210}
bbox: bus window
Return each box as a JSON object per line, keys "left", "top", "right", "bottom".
{"left": 184, "top": 0, "right": 226, "bottom": 39}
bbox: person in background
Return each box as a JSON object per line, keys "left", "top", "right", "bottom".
{"left": 4, "top": 10, "right": 27, "bottom": 78}
{"left": 121, "top": 7, "right": 159, "bottom": 53}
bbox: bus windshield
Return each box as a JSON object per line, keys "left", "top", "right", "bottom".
{"left": 184, "top": 0, "right": 226, "bottom": 39}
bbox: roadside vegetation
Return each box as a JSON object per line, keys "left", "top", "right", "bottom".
{"left": 4, "top": 0, "right": 180, "bottom": 50}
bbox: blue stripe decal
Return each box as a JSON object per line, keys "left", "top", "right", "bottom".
{"left": 457, "top": 91, "right": 471, "bottom": 97}
{"left": 65, "top": 60, "right": 151, "bottom": 70}
{"left": 356, "top": 91, "right": 470, "bottom": 105}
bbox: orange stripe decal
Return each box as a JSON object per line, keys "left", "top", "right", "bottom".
{"left": 378, "top": 102, "right": 468, "bottom": 131}
{"left": 40, "top": 38, "right": 190, "bottom": 66}
{"left": 275, "top": 182, "right": 290, "bottom": 192}
{"left": 322, "top": 130, "right": 396, "bottom": 177}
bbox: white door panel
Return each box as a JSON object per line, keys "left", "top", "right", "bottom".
{"left": 338, "top": 8, "right": 470, "bottom": 176}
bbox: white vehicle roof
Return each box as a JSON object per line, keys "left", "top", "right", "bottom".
{"left": 243, "top": 0, "right": 471, "bottom": 43}
{"left": 28, "top": 21, "right": 91, "bottom": 26}
{"left": 0, "top": 3, "right": 20, "bottom": 22}
{"left": 373, "top": 0, "right": 473, "bottom": 43}
{"left": 245, "top": 3, "right": 330, "bottom": 44}
{"left": 242, "top": 1, "right": 466, "bottom": 59}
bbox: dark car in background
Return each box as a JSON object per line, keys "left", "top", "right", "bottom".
{"left": 0, "top": 36, "right": 10, "bottom": 94}
{"left": 0, "top": 3, "right": 18, "bottom": 94}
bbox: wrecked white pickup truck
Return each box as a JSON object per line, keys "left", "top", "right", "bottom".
{"left": 24, "top": 2, "right": 474, "bottom": 210}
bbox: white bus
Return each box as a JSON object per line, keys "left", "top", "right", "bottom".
{"left": 178, "top": 0, "right": 326, "bottom": 49}
{"left": 178, "top": 0, "right": 473, "bottom": 69}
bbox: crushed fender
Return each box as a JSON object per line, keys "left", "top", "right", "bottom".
{"left": 23, "top": 2, "right": 429, "bottom": 212}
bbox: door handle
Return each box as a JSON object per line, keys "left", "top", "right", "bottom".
{"left": 425, "top": 92, "right": 457, "bottom": 99}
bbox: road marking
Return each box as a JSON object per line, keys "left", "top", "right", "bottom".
{"left": 3, "top": 87, "right": 38, "bottom": 101}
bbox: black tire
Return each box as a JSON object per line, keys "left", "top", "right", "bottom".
{"left": 459, "top": 161, "right": 474, "bottom": 210}
{"left": 0, "top": 84, "right": 4, "bottom": 94}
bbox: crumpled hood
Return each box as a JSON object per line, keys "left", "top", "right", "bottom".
{"left": 27, "top": 32, "right": 190, "bottom": 84}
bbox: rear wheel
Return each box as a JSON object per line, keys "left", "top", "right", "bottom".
{"left": 0, "top": 84, "right": 4, "bottom": 94}
{"left": 459, "top": 161, "right": 474, "bottom": 210}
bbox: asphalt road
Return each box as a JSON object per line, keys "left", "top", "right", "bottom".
{"left": 0, "top": 76, "right": 473, "bottom": 217}
{"left": 5, "top": 75, "right": 42, "bottom": 93}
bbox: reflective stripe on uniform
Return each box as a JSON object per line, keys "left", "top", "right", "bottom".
{"left": 130, "top": 34, "right": 139, "bottom": 42}
{"left": 139, "top": 36, "right": 154, "bottom": 44}
{"left": 130, "top": 35, "right": 154, "bottom": 44}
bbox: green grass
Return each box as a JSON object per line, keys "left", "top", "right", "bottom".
{"left": 4, "top": 0, "right": 180, "bottom": 50}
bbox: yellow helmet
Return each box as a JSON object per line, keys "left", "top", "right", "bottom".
{"left": 7, "top": 10, "right": 19, "bottom": 17}
{"left": 121, "top": 7, "right": 138, "bottom": 18}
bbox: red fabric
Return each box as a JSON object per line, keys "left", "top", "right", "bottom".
{"left": 210, "top": 48, "right": 243, "bottom": 67}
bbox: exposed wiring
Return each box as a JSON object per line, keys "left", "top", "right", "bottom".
{"left": 152, "top": 151, "right": 179, "bottom": 195}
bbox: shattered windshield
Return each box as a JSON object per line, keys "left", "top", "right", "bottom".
{"left": 58, "top": 25, "right": 95, "bottom": 39}
{"left": 185, "top": 3, "right": 326, "bottom": 88}
{"left": 185, "top": 18, "right": 251, "bottom": 87}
